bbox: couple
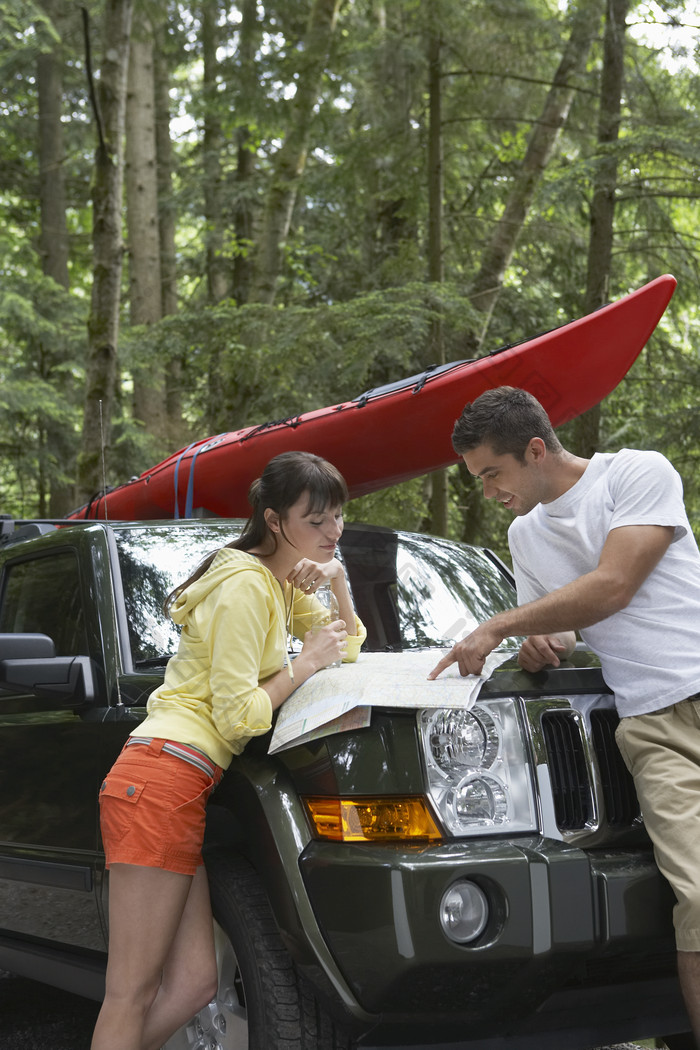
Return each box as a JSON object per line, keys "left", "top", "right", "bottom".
{"left": 93, "top": 389, "right": 700, "bottom": 1050}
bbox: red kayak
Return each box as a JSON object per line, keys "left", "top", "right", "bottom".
{"left": 71, "top": 274, "right": 676, "bottom": 520}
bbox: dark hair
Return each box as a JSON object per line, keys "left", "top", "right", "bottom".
{"left": 451, "top": 386, "right": 563, "bottom": 461}
{"left": 165, "top": 451, "right": 348, "bottom": 614}
{"left": 238, "top": 450, "right": 348, "bottom": 550}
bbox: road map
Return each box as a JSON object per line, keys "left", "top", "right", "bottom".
{"left": 268, "top": 648, "right": 514, "bottom": 753}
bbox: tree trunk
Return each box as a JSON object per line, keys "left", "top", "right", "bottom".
{"left": 232, "top": 0, "right": 261, "bottom": 305}
{"left": 126, "top": 19, "right": 168, "bottom": 449}
{"left": 202, "top": 0, "right": 229, "bottom": 304}
{"left": 469, "top": 0, "right": 604, "bottom": 345}
{"left": 126, "top": 31, "right": 161, "bottom": 326}
{"left": 248, "top": 0, "right": 343, "bottom": 305}
{"left": 154, "top": 21, "right": 187, "bottom": 448}
{"left": 573, "top": 0, "right": 629, "bottom": 458}
{"left": 427, "top": 21, "right": 448, "bottom": 536}
{"left": 78, "top": 0, "right": 133, "bottom": 503}
{"left": 364, "top": 1, "right": 417, "bottom": 280}
{"left": 37, "top": 1, "right": 69, "bottom": 290}
{"left": 154, "top": 31, "right": 178, "bottom": 320}
{"left": 36, "top": 0, "right": 76, "bottom": 516}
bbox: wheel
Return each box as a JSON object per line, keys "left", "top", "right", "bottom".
{"left": 163, "top": 852, "right": 353, "bottom": 1050}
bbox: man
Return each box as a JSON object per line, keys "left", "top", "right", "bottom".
{"left": 429, "top": 386, "right": 700, "bottom": 1046}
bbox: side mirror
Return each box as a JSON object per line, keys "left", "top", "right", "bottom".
{"left": 0, "top": 633, "right": 96, "bottom": 706}
{"left": 0, "top": 633, "right": 56, "bottom": 660}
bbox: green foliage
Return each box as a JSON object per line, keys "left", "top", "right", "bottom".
{"left": 122, "top": 281, "right": 480, "bottom": 439}
{"left": 1, "top": 0, "right": 699, "bottom": 542}
{"left": 0, "top": 0, "right": 57, "bottom": 49}
{"left": 0, "top": 235, "right": 86, "bottom": 515}
{"left": 345, "top": 476, "right": 431, "bottom": 534}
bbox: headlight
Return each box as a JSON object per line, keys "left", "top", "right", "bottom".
{"left": 418, "top": 701, "right": 538, "bottom": 836}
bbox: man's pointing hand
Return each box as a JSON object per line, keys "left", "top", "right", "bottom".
{"left": 427, "top": 621, "right": 504, "bottom": 680}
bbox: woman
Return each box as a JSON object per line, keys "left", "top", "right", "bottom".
{"left": 91, "top": 451, "right": 365, "bottom": 1050}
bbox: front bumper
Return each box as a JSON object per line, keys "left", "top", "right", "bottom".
{"left": 300, "top": 836, "right": 687, "bottom": 1047}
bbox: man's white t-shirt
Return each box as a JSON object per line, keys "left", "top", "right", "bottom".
{"left": 509, "top": 449, "right": 700, "bottom": 717}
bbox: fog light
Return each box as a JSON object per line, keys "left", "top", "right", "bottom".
{"left": 439, "top": 880, "right": 489, "bottom": 944}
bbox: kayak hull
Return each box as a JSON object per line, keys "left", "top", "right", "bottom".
{"left": 72, "top": 274, "right": 676, "bottom": 520}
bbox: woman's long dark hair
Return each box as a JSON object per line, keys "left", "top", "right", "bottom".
{"left": 164, "top": 451, "right": 348, "bottom": 615}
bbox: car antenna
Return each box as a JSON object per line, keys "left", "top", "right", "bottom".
{"left": 99, "top": 400, "right": 109, "bottom": 522}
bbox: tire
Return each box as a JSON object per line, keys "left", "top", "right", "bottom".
{"left": 661, "top": 1035, "right": 696, "bottom": 1050}
{"left": 163, "top": 852, "right": 353, "bottom": 1050}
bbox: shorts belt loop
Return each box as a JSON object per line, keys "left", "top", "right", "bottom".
{"left": 148, "top": 738, "right": 166, "bottom": 755}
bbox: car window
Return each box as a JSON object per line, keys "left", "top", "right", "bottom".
{"left": 0, "top": 550, "right": 89, "bottom": 656}
{"left": 116, "top": 524, "right": 242, "bottom": 665}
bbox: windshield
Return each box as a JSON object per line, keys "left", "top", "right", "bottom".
{"left": 115, "top": 521, "right": 517, "bottom": 666}
{"left": 339, "top": 524, "right": 516, "bottom": 651}
{"left": 396, "top": 535, "right": 516, "bottom": 648}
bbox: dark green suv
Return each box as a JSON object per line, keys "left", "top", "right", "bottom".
{"left": 0, "top": 518, "right": 690, "bottom": 1049}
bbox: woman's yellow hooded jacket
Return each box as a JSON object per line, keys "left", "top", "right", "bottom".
{"left": 133, "top": 548, "right": 366, "bottom": 769}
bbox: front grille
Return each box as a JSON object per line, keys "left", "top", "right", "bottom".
{"left": 541, "top": 707, "right": 641, "bottom": 834}
{"left": 590, "top": 708, "right": 641, "bottom": 826}
{"left": 541, "top": 711, "right": 593, "bottom": 830}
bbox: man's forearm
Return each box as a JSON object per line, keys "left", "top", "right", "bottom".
{"left": 490, "top": 567, "right": 624, "bottom": 642}
{"left": 428, "top": 572, "right": 619, "bottom": 681}
{"left": 429, "top": 523, "right": 674, "bottom": 681}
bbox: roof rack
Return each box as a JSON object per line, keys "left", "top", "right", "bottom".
{"left": 0, "top": 516, "right": 59, "bottom": 548}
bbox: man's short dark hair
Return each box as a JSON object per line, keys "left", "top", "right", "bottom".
{"left": 452, "top": 386, "right": 563, "bottom": 461}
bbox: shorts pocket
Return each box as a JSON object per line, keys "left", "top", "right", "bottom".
{"left": 173, "top": 776, "right": 215, "bottom": 812}
{"left": 99, "top": 772, "right": 148, "bottom": 847}
{"left": 614, "top": 718, "right": 633, "bottom": 774}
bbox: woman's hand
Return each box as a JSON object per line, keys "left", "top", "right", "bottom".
{"left": 287, "top": 557, "right": 344, "bottom": 593}
{"left": 299, "top": 618, "right": 348, "bottom": 670}
{"left": 288, "top": 557, "right": 358, "bottom": 642}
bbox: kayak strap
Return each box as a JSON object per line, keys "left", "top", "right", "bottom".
{"left": 240, "top": 416, "right": 302, "bottom": 442}
{"left": 353, "top": 359, "right": 473, "bottom": 407}
{"left": 173, "top": 443, "right": 197, "bottom": 518}
{"left": 174, "top": 436, "right": 227, "bottom": 518}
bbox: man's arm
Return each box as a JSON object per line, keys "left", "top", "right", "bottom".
{"left": 428, "top": 523, "right": 674, "bottom": 679}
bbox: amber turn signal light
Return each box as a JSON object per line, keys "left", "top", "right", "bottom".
{"left": 302, "top": 795, "right": 443, "bottom": 842}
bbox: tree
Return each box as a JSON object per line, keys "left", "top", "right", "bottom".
{"left": 78, "top": 0, "right": 134, "bottom": 502}
{"left": 231, "top": 0, "right": 261, "bottom": 305}
{"left": 572, "top": 0, "right": 630, "bottom": 459}
{"left": 37, "top": 0, "right": 69, "bottom": 290}
{"left": 126, "top": 10, "right": 169, "bottom": 453}
{"left": 1, "top": 0, "right": 699, "bottom": 538}
{"left": 200, "top": 0, "right": 229, "bottom": 304}
{"left": 467, "top": 0, "right": 605, "bottom": 346}
{"left": 426, "top": 9, "right": 448, "bottom": 536}
{"left": 249, "top": 0, "right": 344, "bottom": 305}
{"left": 153, "top": 15, "right": 186, "bottom": 448}
{"left": 36, "top": 0, "right": 77, "bottom": 515}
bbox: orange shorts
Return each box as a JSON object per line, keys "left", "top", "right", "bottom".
{"left": 99, "top": 738, "right": 223, "bottom": 876}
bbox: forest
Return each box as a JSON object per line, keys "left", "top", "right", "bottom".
{"left": 1, "top": 0, "right": 699, "bottom": 560}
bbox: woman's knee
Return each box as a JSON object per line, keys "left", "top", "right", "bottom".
{"left": 200, "top": 965, "right": 219, "bottom": 1010}
{"left": 177, "top": 959, "right": 219, "bottom": 1016}
{"left": 103, "top": 971, "right": 162, "bottom": 1017}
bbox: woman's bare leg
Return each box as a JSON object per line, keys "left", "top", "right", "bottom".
{"left": 91, "top": 863, "right": 201, "bottom": 1050}
{"left": 141, "top": 865, "right": 218, "bottom": 1050}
